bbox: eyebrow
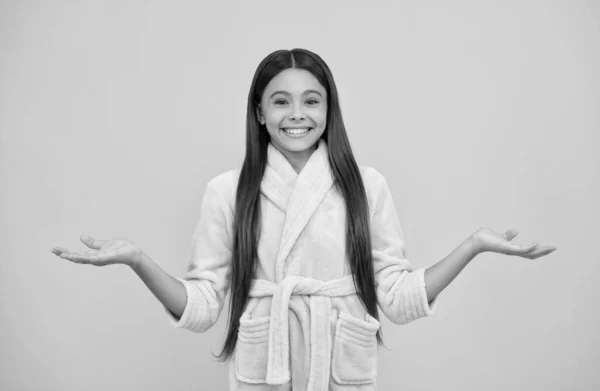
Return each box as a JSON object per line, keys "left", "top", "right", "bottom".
{"left": 269, "top": 90, "right": 324, "bottom": 99}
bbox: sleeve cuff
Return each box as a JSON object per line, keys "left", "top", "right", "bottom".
{"left": 414, "top": 267, "right": 438, "bottom": 316}
{"left": 163, "top": 278, "right": 218, "bottom": 333}
{"left": 394, "top": 267, "right": 438, "bottom": 324}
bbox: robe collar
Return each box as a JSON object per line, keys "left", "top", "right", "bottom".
{"left": 260, "top": 138, "right": 335, "bottom": 282}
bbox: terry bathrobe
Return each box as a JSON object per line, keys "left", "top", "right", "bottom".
{"left": 165, "top": 139, "right": 437, "bottom": 390}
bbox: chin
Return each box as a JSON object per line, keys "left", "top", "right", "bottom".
{"left": 281, "top": 138, "right": 319, "bottom": 152}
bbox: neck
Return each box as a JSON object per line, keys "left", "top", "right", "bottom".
{"left": 277, "top": 143, "right": 319, "bottom": 174}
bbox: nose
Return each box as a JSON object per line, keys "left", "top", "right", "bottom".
{"left": 289, "top": 114, "right": 305, "bottom": 121}
{"left": 289, "top": 102, "right": 306, "bottom": 121}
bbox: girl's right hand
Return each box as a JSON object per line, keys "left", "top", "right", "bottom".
{"left": 51, "top": 235, "right": 144, "bottom": 268}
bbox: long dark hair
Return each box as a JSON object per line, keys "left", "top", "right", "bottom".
{"left": 215, "top": 48, "right": 382, "bottom": 362}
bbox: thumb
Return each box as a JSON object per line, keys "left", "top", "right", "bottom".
{"left": 80, "top": 234, "right": 105, "bottom": 250}
{"left": 503, "top": 229, "right": 519, "bottom": 241}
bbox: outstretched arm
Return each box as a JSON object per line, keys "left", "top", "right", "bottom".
{"left": 131, "top": 253, "right": 188, "bottom": 319}
{"left": 368, "top": 169, "right": 557, "bottom": 324}
{"left": 52, "top": 235, "right": 188, "bottom": 318}
{"left": 423, "top": 236, "right": 478, "bottom": 305}
{"left": 424, "top": 228, "right": 557, "bottom": 303}
{"left": 51, "top": 180, "right": 233, "bottom": 333}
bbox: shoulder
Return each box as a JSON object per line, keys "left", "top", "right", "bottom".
{"left": 359, "top": 166, "right": 388, "bottom": 193}
{"left": 207, "top": 169, "right": 241, "bottom": 192}
{"left": 358, "top": 166, "right": 392, "bottom": 214}
{"left": 204, "top": 169, "right": 241, "bottom": 210}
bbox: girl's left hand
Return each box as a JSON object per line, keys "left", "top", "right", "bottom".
{"left": 472, "top": 227, "right": 557, "bottom": 259}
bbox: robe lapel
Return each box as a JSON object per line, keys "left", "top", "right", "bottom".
{"left": 260, "top": 142, "right": 297, "bottom": 213}
{"left": 274, "top": 139, "right": 334, "bottom": 281}
{"left": 260, "top": 139, "right": 335, "bottom": 282}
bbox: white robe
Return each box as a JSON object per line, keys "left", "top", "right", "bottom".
{"left": 165, "top": 139, "right": 437, "bottom": 390}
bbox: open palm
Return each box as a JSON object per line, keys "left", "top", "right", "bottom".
{"left": 51, "top": 235, "right": 142, "bottom": 267}
{"left": 473, "top": 228, "right": 557, "bottom": 259}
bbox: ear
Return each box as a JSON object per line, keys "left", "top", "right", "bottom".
{"left": 255, "top": 105, "right": 265, "bottom": 125}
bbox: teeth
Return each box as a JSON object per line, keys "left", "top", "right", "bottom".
{"left": 282, "top": 128, "right": 310, "bottom": 135}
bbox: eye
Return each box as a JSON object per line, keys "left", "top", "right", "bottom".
{"left": 306, "top": 99, "right": 319, "bottom": 105}
{"left": 274, "top": 99, "right": 288, "bottom": 105}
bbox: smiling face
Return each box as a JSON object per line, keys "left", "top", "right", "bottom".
{"left": 257, "top": 68, "right": 328, "bottom": 162}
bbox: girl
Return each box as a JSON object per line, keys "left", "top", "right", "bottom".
{"left": 51, "top": 48, "right": 557, "bottom": 390}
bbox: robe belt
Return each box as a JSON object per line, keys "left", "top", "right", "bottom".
{"left": 248, "top": 275, "right": 358, "bottom": 390}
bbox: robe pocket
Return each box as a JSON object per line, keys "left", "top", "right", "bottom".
{"left": 332, "top": 310, "right": 380, "bottom": 385}
{"left": 235, "top": 314, "right": 271, "bottom": 384}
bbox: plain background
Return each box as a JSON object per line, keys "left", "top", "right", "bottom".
{"left": 1, "top": 1, "right": 598, "bottom": 390}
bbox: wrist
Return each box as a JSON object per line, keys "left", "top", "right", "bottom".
{"left": 464, "top": 234, "right": 484, "bottom": 257}
{"left": 129, "top": 251, "right": 149, "bottom": 271}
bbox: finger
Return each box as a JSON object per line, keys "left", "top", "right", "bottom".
{"left": 80, "top": 250, "right": 118, "bottom": 263}
{"left": 58, "top": 252, "right": 89, "bottom": 264}
{"left": 80, "top": 235, "right": 107, "bottom": 250}
{"left": 79, "top": 253, "right": 106, "bottom": 264}
{"left": 518, "top": 245, "right": 557, "bottom": 259}
{"left": 53, "top": 247, "right": 72, "bottom": 258}
{"left": 530, "top": 245, "right": 558, "bottom": 259}
{"left": 52, "top": 248, "right": 99, "bottom": 264}
{"left": 505, "top": 241, "right": 539, "bottom": 254}
{"left": 51, "top": 246, "right": 69, "bottom": 255}
{"left": 503, "top": 229, "right": 519, "bottom": 241}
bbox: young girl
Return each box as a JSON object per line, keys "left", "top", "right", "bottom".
{"left": 51, "top": 48, "right": 557, "bottom": 390}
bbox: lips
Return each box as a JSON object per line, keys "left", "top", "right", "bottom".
{"left": 280, "top": 127, "right": 312, "bottom": 135}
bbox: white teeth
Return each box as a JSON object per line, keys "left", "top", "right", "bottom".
{"left": 282, "top": 127, "right": 310, "bottom": 135}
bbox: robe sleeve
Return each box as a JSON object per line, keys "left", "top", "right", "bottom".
{"left": 370, "top": 172, "right": 438, "bottom": 325}
{"left": 164, "top": 180, "right": 233, "bottom": 333}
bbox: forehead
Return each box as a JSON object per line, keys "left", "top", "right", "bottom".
{"left": 262, "top": 68, "right": 326, "bottom": 98}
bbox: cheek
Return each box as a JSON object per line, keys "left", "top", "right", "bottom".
{"left": 266, "top": 110, "right": 285, "bottom": 125}
{"left": 313, "top": 106, "right": 328, "bottom": 126}
{"left": 264, "top": 111, "right": 284, "bottom": 136}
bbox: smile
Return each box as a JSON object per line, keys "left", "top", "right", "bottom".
{"left": 281, "top": 127, "right": 312, "bottom": 136}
